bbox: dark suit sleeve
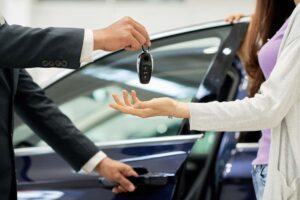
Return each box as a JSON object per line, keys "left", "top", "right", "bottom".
{"left": 14, "top": 70, "right": 99, "bottom": 171}
{"left": 0, "top": 23, "right": 84, "bottom": 69}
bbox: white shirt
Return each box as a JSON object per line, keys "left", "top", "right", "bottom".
{"left": 80, "top": 29, "right": 107, "bottom": 173}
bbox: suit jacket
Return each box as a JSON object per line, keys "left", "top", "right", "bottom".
{"left": 0, "top": 20, "right": 99, "bottom": 200}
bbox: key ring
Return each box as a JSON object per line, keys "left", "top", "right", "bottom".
{"left": 142, "top": 46, "right": 150, "bottom": 52}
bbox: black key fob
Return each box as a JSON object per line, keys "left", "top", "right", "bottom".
{"left": 137, "top": 47, "right": 153, "bottom": 84}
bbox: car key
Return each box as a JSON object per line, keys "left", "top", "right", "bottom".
{"left": 137, "top": 46, "right": 153, "bottom": 84}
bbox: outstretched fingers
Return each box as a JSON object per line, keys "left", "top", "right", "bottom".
{"left": 115, "top": 90, "right": 140, "bottom": 106}
{"left": 110, "top": 90, "right": 158, "bottom": 118}
{"left": 131, "top": 90, "right": 141, "bottom": 104}
{"left": 110, "top": 103, "right": 153, "bottom": 118}
{"left": 123, "top": 90, "right": 132, "bottom": 106}
{"left": 112, "top": 93, "right": 125, "bottom": 106}
{"left": 130, "top": 91, "right": 156, "bottom": 110}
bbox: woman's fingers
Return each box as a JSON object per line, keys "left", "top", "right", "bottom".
{"left": 110, "top": 103, "right": 153, "bottom": 118}
{"left": 225, "top": 16, "right": 234, "bottom": 23}
{"left": 225, "top": 14, "right": 245, "bottom": 23}
{"left": 112, "top": 94, "right": 125, "bottom": 106}
{"left": 110, "top": 103, "right": 138, "bottom": 115}
{"left": 110, "top": 91, "right": 160, "bottom": 118}
{"left": 113, "top": 90, "right": 150, "bottom": 108}
{"left": 234, "top": 15, "right": 243, "bottom": 22}
{"left": 123, "top": 90, "right": 132, "bottom": 106}
{"left": 110, "top": 103, "right": 125, "bottom": 112}
{"left": 115, "top": 90, "right": 140, "bottom": 106}
{"left": 112, "top": 92, "right": 157, "bottom": 109}
{"left": 131, "top": 90, "right": 141, "bottom": 104}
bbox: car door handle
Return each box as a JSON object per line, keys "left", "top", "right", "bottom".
{"left": 98, "top": 167, "right": 175, "bottom": 189}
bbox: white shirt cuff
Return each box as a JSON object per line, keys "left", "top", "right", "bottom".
{"left": 80, "top": 29, "right": 94, "bottom": 64}
{"left": 81, "top": 151, "right": 107, "bottom": 173}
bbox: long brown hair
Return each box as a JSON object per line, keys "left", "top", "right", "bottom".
{"left": 245, "top": 0, "right": 295, "bottom": 97}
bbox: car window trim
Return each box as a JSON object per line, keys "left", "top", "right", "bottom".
{"left": 15, "top": 134, "right": 203, "bottom": 157}
{"left": 236, "top": 142, "right": 259, "bottom": 150}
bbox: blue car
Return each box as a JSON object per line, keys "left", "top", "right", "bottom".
{"left": 13, "top": 19, "right": 259, "bottom": 200}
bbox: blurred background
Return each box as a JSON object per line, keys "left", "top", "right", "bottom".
{"left": 0, "top": 0, "right": 255, "bottom": 84}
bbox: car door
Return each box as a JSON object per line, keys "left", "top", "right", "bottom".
{"left": 181, "top": 22, "right": 250, "bottom": 200}
{"left": 14, "top": 22, "right": 233, "bottom": 200}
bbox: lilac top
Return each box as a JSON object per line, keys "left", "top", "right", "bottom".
{"left": 252, "top": 20, "right": 289, "bottom": 165}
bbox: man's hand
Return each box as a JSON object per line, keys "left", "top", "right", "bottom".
{"left": 96, "top": 157, "right": 138, "bottom": 193}
{"left": 93, "top": 17, "right": 151, "bottom": 52}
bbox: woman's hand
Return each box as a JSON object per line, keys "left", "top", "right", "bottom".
{"left": 109, "top": 90, "right": 190, "bottom": 118}
{"left": 225, "top": 13, "right": 246, "bottom": 23}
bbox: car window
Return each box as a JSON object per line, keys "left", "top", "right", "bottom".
{"left": 229, "top": 57, "right": 261, "bottom": 144}
{"left": 13, "top": 26, "right": 232, "bottom": 148}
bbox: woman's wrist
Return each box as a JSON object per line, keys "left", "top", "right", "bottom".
{"left": 169, "top": 100, "right": 190, "bottom": 119}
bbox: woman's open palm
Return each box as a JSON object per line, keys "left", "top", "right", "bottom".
{"left": 109, "top": 90, "right": 176, "bottom": 118}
